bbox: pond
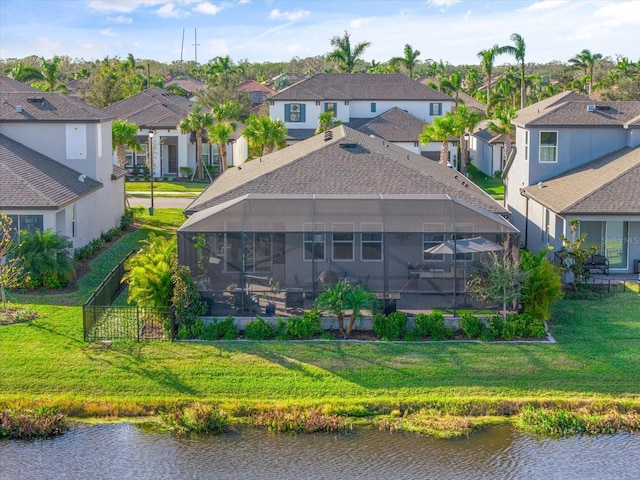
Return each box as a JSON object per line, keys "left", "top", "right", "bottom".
{"left": 2, "top": 423, "right": 640, "bottom": 479}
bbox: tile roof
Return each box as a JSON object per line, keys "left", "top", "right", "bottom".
{"left": 0, "top": 92, "right": 113, "bottom": 123}
{"left": 269, "top": 74, "right": 454, "bottom": 102}
{"left": 355, "top": 107, "right": 425, "bottom": 142}
{"left": 237, "top": 80, "right": 275, "bottom": 94}
{"left": 521, "top": 146, "right": 640, "bottom": 214}
{"left": 103, "top": 88, "right": 194, "bottom": 129}
{"left": 0, "top": 134, "right": 102, "bottom": 209}
{"left": 185, "top": 125, "right": 506, "bottom": 216}
{"left": 0, "top": 75, "right": 39, "bottom": 92}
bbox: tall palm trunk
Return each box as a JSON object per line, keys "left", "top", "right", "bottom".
{"left": 195, "top": 132, "right": 204, "bottom": 180}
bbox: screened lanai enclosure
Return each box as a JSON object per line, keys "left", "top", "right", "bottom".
{"left": 177, "top": 194, "right": 519, "bottom": 316}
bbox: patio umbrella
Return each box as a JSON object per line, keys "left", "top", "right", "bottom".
{"left": 424, "top": 237, "right": 504, "bottom": 314}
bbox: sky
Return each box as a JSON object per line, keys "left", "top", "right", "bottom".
{"left": 1, "top": 0, "right": 639, "bottom": 66}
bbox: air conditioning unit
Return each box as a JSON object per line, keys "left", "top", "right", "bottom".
{"left": 587, "top": 104, "right": 595, "bottom": 112}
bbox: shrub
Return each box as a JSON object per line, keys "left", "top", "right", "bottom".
{"left": 161, "top": 403, "right": 227, "bottom": 435}
{"left": 414, "top": 310, "right": 451, "bottom": 340}
{"left": 120, "top": 208, "right": 135, "bottom": 231}
{"left": 520, "top": 248, "right": 563, "bottom": 321}
{"left": 285, "top": 310, "right": 323, "bottom": 339}
{"left": 275, "top": 317, "right": 289, "bottom": 340}
{"left": 171, "top": 261, "right": 206, "bottom": 333}
{"left": 244, "top": 316, "right": 276, "bottom": 340}
{"left": 201, "top": 316, "right": 238, "bottom": 340}
{"left": 18, "top": 229, "right": 75, "bottom": 290}
{"left": 487, "top": 315, "right": 504, "bottom": 339}
{"left": 460, "top": 313, "right": 484, "bottom": 339}
{"left": 373, "top": 311, "right": 407, "bottom": 341}
{"left": 246, "top": 408, "right": 351, "bottom": 434}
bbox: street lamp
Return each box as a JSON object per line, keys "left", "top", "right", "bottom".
{"left": 148, "top": 130, "right": 155, "bottom": 216}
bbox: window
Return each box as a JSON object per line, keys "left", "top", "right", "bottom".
{"left": 71, "top": 205, "right": 77, "bottom": 238}
{"left": 524, "top": 130, "right": 529, "bottom": 162}
{"left": 539, "top": 131, "right": 558, "bottom": 163}
{"left": 333, "top": 233, "right": 354, "bottom": 261}
{"left": 580, "top": 221, "right": 628, "bottom": 269}
{"left": 303, "top": 233, "right": 325, "bottom": 261}
{"left": 371, "top": 102, "right": 376, "bottom": 113}
{"left": 6, "top": 214, "right": 43, "bottom": 235}
{"left": 286, "top": 103, "right": 305, "bottom": 122}
{"left": 361, "top": 233, "right": 382, "bottom": 261}
{"left": 423, "top": 233, "right": 445, "bottom": 262}
{"left": 125, "top": 144, "right": 147, "bottom": 168}
{"left": 430, "top": 103, "right": 442, "bottom": 116}
{"left": 324, "top": 102, "right": 337, "bottom": 115}
{"left": 224, "top": 233, "right": 272, "bottom": 272}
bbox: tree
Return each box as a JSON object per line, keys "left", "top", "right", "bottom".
{"left": 326, "top": 31, "right": 371, "bottom": 73}
{"left": 487, "top": 107, "right": 516, "bottom": 171}
{"left": 557, "top": 220, "right": 597, "bottom": 292}
{"left": 18, "top": 229, "right": 75, "bottom": 290}
{"left": 4, "top": 62, "right": 44, "bottom": 83}
{"left": 390, "top": 44, "right": 421, "bottom": 78}
{"left": 568, "top": 49, "right": 603, "bottom": 95}
{"left": 419, "top": 114, "right": 458, "bottom": 166}
{"left": 520, "top": 247, "right": 563, "bottom": 322}
{"left": 112, "top": 119, "right": 141, "bottom": 169}
{"left": 178, "top": 106, "right": 214, "bottom": 180}
{"left": 0, "top": 215, "right": 25, "bottom": 312}
{"left": 208, "top": 122, "right": 236, "bottom": 174}
{"left": 314, "top": 280, "right": 377, "bottom": 338}
{"left": 242, "top": 114, "right": 287, "bottom": 158}
{"left": 124, "top": 234, "right": 177, "bottom": 307}
{"left": 344, "top": 283, "right": 377, "bottom": 337}
{"left": 477, "top": 45, "right": 500, "bottom": 115}
{"left": 32, "top": 56, "right": 68, "bottom": 93}
{"left": 441, "top": 70, "right": 463, "bottom": 107}
{"left": 500, "top": 33, "right": 527, "bottom": 109}
{"left": 452, "top": 104, "right": 481, "bottom": 175}
{"left": 315, "top": 110, "right": 342, "bottom": 134}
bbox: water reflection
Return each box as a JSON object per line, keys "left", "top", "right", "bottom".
{"left": 2, "top": 423, "right": 640, "bottom": 480}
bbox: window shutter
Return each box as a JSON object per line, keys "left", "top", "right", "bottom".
{"left": 284, "top": 104, "right": 290, "bottom": 120}
{"left": 300, "top": 104, "right": 306, "bottom": 122}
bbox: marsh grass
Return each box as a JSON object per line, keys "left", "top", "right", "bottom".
{"left": 0, "top": 407, "right": 68, "bottom": 439}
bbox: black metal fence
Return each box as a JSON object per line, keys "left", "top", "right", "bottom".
{"left": 83, "top": 249, "right": 175, "bottom": 342}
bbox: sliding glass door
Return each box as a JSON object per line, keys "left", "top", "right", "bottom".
{"left": 580, "top": 221, "right": 628, "bottom": 269}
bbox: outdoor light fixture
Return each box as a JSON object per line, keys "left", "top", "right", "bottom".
{"left": 148, "top": 130, "right": 155, "bottom": 216}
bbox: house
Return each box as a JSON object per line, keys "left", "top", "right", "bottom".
{"left": 504, "top": 91, "right": 640, "bottom": 272}
{"left": 268, "top": 73, "right": 455, "bottom": 158}
{"left": 103, "top": 88, "right": 248, "bottom": 178}
{"left": 237, "top": 80, "right": 275, "bottom": 108}
{"left": 0, "top": 75, "right": 125, "bottom": 248}
{"left": 164, "top": 76, "right": 205, "bottom": 100}
{"left": 178, "top": 125, "right": 517, "bottom": 315}
{"left": 469, "top": 122, "right": 510, "bottom": 177}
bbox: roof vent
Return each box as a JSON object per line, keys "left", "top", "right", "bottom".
{"left": 587, "top": 104, "right": 595, "bottom": 112}
{"left": 15, "top": 105, "right": 23, "bottom": 113}
{"left": 324, "top": 130, "right": 333, "bottom": 142}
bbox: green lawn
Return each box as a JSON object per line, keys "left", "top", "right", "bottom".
{"left": 467, "top": 164, "right": 505, "bottom": 200}
{"left": 125, "top": 180, "right": 209, "bottom": 194}
{"left": 2, "top": 209, "right": 640, "bottom": 419}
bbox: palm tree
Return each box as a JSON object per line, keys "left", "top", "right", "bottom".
{"left": 315, "top": 110, "right": 342, "bottom": 134}
{"left": 390, "top": 44, "right": 421, "bottom": 78}
{"left": 242, "top": 115, "right": 287, "bottom": 158}
{"left": 112, "top": 119, "right": 141, "bottom": 169}
{"left": 453, "top": 105, "right": 481, "bottom": 175}
{"left": 209, "top": 101, "right": 240, "bottom": 173}
{"left": 4, "top": 62, "right": 44, "bottom": 83}
{"left": 178, "top": 106, "right": 214, "bottom": 180}
{"left": 568, "top": 49, "right": 603, "bottom": 94}
{"left": 326, "top": 31, "right": 371, "bottom": 73}
{"left": 499, "top": 33, "right": 527, "bottom": 108}
{"left": 18, "top": 229, "right": 75, "bottom": 289}
{"left": 487, "top": 108, "right": 516, "bottom": 172}
{"left": 441, "top": 71, "right": 463, "bottom": 107}
{"left": 477, "top": 45, "right": 500, "bottom": 115}
{"left": 32, "top": 56, "right": 68, "bottom": 93}
{"left": 344, "top": 284, "right": 377, "bottom": 338}
{"left": 419, "top": 114, "right": 458, "bottom": 166}
{"left": 314, "top": 280, "right": 351, "bottom": 338}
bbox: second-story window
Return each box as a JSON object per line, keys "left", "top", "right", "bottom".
{"left": 539, "top": 131, "right": 558, "bottom": 162}
{"left": 286, "top": 103, "right": 305, "bottom": 122}
{"left": 324, "top": 102, "right": 338, "bottom": 115}
{"left": 524, "top": 130, "right": 529, "bottom": 161}
{"left": 371, "top": 102, "right": 376, "bottom": 113}
{"left": 430, "top": 103, "right": 442, "bottom": 116}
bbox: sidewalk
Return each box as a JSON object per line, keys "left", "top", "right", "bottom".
{"left": 127, "top": 196, "right": 194, "bottom": 209}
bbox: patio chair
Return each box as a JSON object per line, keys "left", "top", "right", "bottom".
{"left": 318, "top": 270, "right": 339, "bottom": 291}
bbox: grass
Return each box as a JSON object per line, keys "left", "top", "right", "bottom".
{"left": 125, "top": 181, "right": 209, "bottom": 194}
{"left": 2, "top": 208, "right": 640, "bottom": 433}
{"left": 467, "top": 164, "right": 505, "bottom": 200}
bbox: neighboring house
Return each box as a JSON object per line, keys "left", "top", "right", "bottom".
{"left": 237, "top": 80, "right": 275, "bottom": 108}
{"left": 178, "top": 125, "right": 517, "bottom": 314}
{"left": 164, "top": 76, "right": 205, "bottom": 100}
{"left": 504, "top": 91, "right": 640, "bottom": 272}
{"left": 103, "top": 87, "right": 248, "bottom": 178}
{"left": 469, "top": 122, "right": 509, "bottom": 177}
{"left": 268, "top": 73, "right": 454, "bottom": 158}
{"left": 0, "top": 75, "right": 125, "bottom": 248}
{"left": 456, "top": 92, "right": 486, "bottom": 115}
{"left": 355, "top": 107, "right": 426, "bottom": 156}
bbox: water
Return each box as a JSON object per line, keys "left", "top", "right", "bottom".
{"left": 2, "top": 423, "right": 640, "bottom": 479}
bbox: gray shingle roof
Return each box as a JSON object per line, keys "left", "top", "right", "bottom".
{"left": 521, "top": 146, "right": 640, "bottom": 214}
{"left": 0, "top": 92, "right": 113, "bottom": 123}
{"left": 0, "top": 134, "right": 102, "bottom": 209}
{"left": 513, "top": 91, "right": 640, "bottom": 127}
{"left": 355, "top": 107, "right": 425, "bottom": 142}
{"left": 185, "top": 125, "right": 506, "bottom": 216}
{"left": 103, "top": 88, "right": 194, "bottom": 129}
{"left": 0, "top": 75, "right": 39, "bottom": 92}
{"left": 269, "top": 74, "right": 454, "bottom": 102}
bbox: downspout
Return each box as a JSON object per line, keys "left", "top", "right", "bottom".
{"left": 520, "top": 188, "right": 529, "bottom": 250}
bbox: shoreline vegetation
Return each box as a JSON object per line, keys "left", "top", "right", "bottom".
{"left": 2, "top": 208, "right": 640, "bottom": 439}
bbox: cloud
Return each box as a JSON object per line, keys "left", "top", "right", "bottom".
{"left": 100, "top": 28, "right": 117, "bottom": 37}
{"left": 194, "top": 2, "right": 224, "bottom": 15}
{"left": 107, "top": 15, "right": 133, "bottom": 24}
{"left": 156, "top": 3, "right": 190, "bottom": 18}
{"left": 526, "top": 0, "right": 569, "bottom": 11}
{"left": 428, "top": 0, "right": 460, "bottom": 8}
{"left": 269, "top": 9, "right": 310, "bottom": 22}
{"left": 203, "top": 39, "right": 229, "bottom": 57}
{"left": 88, "top": 0, "right": 164, "bottom": 13}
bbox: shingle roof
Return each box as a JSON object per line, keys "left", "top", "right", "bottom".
{"left": 521, "top": 146, "right": 640, "bottom": 214}
{"left": 456, "top": 92, "right": 486, "bottom": 115}
{"left": 0, "top": 92, "right": 113, "bottom": 123}
{"left": 0, "top": 75, "right": 39, "bottom": 92}
{"left": 355, "top": 107, "right": 425, "bottom": 142}
{"left": 0, "top": 134, "right": 102, "bottom": 209}
{"left": 164, "top": 77, "right": 205, "bottom": 95}
{"left": 103, "top": 88, "right": 194, "bottom": 129}
{"left": 269, "top": 74, "right": 453, "bottom": 102}
{"left": 513, "top": 91, "right": 640, "bottom": 127}
{"left": 185, "top": 125, "right": 506, "bottom": 216}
